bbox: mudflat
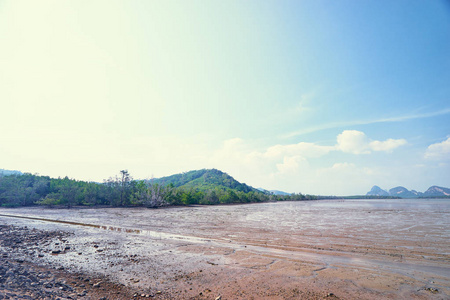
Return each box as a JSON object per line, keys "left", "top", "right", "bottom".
{"left": 0, "top": 199, "right": 449, "bottom": 299}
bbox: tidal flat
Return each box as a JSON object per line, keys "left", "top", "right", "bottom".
{"left": 0, "top": 199, "right": 449, "bottom": 299}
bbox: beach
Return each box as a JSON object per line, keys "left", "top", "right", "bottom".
{"left": 0, "top": 199, "right": 449, "bottom": 299}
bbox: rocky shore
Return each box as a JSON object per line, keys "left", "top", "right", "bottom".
{"left": 0, "top": 225, "right": 154, "bottom": 300}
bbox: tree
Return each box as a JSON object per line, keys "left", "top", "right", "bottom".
{"left": 119, "top": 170, "right": 132, "bottom": 206}
{"left": 132, "top": 180, "right": 172, "bottom": 208}
{"left": 82, "top": 183, "right": 100, "bottom": 206}
{"left": 104, "top": 177, "right": 121, "bottom": 206}
{"left": 58, "top": 177, "right": 80, "bottom": 208}
{"left": 104, "top": 170, "right": 134, "bottom": 206}
{"left": 204, "top": 189, "right": 219, "bottom": 204}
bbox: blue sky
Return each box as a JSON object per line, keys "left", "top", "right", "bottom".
{"left": 1, "top": 0, "right": 449, "bottom": 195}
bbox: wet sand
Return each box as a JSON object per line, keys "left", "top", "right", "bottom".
{"left": 0, "top": 199, "right": 449, "bottom": 299}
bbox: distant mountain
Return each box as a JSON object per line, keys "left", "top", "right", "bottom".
{"left": 388, "top": 186, "right": 422, "bottom": 198}
{"left": 152, "top": 169, "right": 260, "bottom": 193}
{"left": 367, "top": 185, "right": 450, "bottom": 198}
{"left": 366, "top": 185, "right": 389, "bottom": 196}
{"left": 423, "top": 186, "right": 450, "bottom": 197}
{"left": 0, "top": 169, "right": 23, "bottom": 176}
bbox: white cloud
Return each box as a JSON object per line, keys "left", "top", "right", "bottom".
{"left": 336, "top": 130, "right": 406, "bottom": 154}
{"left": 336, "top": 130, "right": 371, "bottom": 154}
{"left": 425, "top": 137, "right": 450, "bottom": 160}
{"left": 218, "top": 139, "right": 332, "bottom": 164}
{"left": 369, "top": 139, "right": 407, "bottom": 152}
{"left": 209, "top": 138, "right": 333, "bottom": 190}
{"left": 275, "top": 155, "right": 309, "bottom": 175}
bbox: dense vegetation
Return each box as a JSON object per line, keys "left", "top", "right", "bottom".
{"left": 152, "top": 169, "right": 259, "bottom": 193}
{"left": 0, "top": 169, "right": 318, "bottom": 208}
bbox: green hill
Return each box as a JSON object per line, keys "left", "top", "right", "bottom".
{"left": 151, "top": 169, "right": 261, "bottom": 193}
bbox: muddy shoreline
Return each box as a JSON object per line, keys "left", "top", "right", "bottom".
{"left": 0, "top": 201, "right": 449, "bottom": 299}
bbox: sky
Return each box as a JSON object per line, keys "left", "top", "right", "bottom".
{"left": 1, "top": 0, "right": 449, "bottom": 195}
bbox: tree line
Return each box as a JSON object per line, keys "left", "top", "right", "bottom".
{"left": 0, "top": 170, "right": 318, "bottom": 208}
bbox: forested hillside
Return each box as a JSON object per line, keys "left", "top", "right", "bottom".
{"left": 0, "top": 169, "right": 317, "bottom": 208}
{"left": 151, "top": 169, "right": 259, "bottom": 193}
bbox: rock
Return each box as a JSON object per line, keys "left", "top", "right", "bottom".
{"left": 44, "top": 282, "right": 53, "bottom": 288}
{"left": 215, "top": 296, "right": 222, "bottom": 300}
{"left": 51, "top": 250, "right": 61, "bottom": 254}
